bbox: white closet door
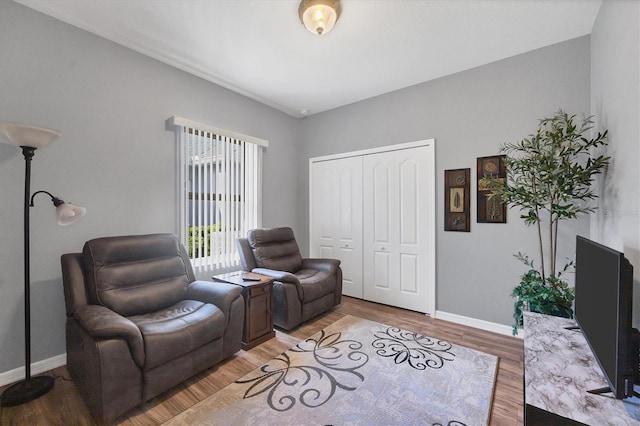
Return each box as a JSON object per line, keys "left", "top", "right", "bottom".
{"left": 310, "top": 156, "right": 363, "bottom": 298}
{"left": 363, "top": 145, "right": 434, "bottom": 314}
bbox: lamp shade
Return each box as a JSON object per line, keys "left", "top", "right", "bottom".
{"left": 299, "top": 0, "right": 340, "bottom": 35}
{"left": 0, "top": 122, "right": 60, "bottom": 149}
{"left": 56, "top": 202, "right": 86, "bottom": 226}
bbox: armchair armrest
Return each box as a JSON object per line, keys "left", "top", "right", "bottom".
{"left": 251, "top": 268, "right": 300, "bottom": 285}
{"left": 74, "top": 304, "right": 145, "bottom": 367}
{"left": 302, "top": 258, "right": 341, "bottom": 273}
{"left": 187, "top": 280, "right": 243, "bottom": 324}
{"left": 252, "top": 268, "right": 303, "bottom": 301}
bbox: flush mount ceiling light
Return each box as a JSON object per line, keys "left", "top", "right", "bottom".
{"left": 298, "top": 0, "right": 341, "bottom": 35}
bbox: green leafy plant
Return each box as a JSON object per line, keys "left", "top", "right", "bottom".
{"left": 490, "top": 110, "right": 609, "bottom": 334}
{"left": 188, "top": 224, "right": 218, "bottom": 258}
{"left": 510, "top": 253, "right": 575, "bottom": 335}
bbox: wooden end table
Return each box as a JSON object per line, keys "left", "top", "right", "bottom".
{"left": 212, "top": 271, "right": 275, "bottom": 350}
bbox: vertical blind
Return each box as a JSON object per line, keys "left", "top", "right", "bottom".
{"left": 169, "top": 116, "right": 268, "bottom": 272}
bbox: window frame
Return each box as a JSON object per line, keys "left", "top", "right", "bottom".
{"left": 168, "top": 116, "right": 268, "bottom": 271}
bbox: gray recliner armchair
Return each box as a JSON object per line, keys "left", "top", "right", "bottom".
{"left": 237, "top": 227, "right": 342, "bottom": 330}
{"left": 61, "top": 233, "right": 244, "bottom": 423}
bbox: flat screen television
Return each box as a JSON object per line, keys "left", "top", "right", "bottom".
{"left": 574, "top": 235, "right": 637, "bottom": 399}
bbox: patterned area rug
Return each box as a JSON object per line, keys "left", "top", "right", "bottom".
{"left": 164, "top": 315, "right": 498, "bottom": 426}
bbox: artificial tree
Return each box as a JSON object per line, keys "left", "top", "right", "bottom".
{"left": 491, "top": 110, "right": 610, "bottom": 334}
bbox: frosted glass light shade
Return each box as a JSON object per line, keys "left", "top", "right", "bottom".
{"left": 299, "top": 0, "right": 340, "bottom": 35}
{"left": 0, "top": 122, "right": 60, "bottom": 149}
{"left": 56, "top": 202, "right": 86, "bottom": 226}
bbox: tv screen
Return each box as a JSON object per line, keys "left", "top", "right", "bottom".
{"left": 575, "top": 235, "right": 636, "bottom": 399}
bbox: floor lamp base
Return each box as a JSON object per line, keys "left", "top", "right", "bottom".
{"left": 0, "top": 375, "right": 55, "bottom": 406}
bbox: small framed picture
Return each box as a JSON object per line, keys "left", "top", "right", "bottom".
{"left": 477, "top": 155, "right": 507, "bottom": 223}
{"left": 444, "top": 168, "right": 470, "bottom": 232}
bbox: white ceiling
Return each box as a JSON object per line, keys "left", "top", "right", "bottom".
{"left": 16, "top": 0, "right": 603, "bottom": 118}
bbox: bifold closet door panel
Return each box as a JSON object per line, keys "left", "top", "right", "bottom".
{"left": 310, "top": 156, "right": 364, "bottom": 298}
{"left": 362, "top": 146, "right": 432, "bottom": 313}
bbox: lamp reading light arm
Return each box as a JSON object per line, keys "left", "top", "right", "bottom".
{"left": 29, "top": 190, "right": 63, "bottom": 207}
{"left": 29, "top": 190, "right": 86, "bottom": 226}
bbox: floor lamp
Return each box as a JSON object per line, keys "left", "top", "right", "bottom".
{"left": 0, "top": 122, "right": 86, "bottom": 407}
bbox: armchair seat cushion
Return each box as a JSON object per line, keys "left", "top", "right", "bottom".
{"left": 129, "top": 300, "right": 225, "bottom": 370}
{"left": 297, "top": 269, "right": 336, "bottom": 302}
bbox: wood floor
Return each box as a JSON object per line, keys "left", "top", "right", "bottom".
{"left": 0, "top": 297, "right": 524, "bottom": 425}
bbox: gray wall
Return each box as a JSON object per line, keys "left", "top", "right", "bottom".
{"left": 0, "top": 1, "right": 300, "bottom": 373}
{"left": 298, "top": 36, "right": 592, "bottom": 326}
{"left": 590, "top": 0, "right": 640, "bottom": 326}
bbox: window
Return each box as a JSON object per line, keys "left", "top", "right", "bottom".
{"left": 169, "top": 116, "right": 268, "bottom": 271}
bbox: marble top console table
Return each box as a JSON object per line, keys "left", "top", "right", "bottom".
{"left": 524, "top": 311, "right": 640, "bottom": 425}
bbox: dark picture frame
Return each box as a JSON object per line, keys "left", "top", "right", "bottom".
{"left": 477, "top": 155, "right": 507, "bottom": 223}
{"left": 444, "top": 168, "right": 470, "bottom": 232}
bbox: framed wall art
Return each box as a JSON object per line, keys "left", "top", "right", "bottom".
{"left": 444, "top": 168, "right": 470, "bottom": 232}
{"left": 477, "top": 155, "right": 507, "bottom": 223}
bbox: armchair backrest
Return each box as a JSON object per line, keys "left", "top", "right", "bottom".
{"left": 61, "top": 253, "right": 90, "bottom": 316}
{"left": 82, "top": 234, "right": 195, "bottom": 316}
{"left": 246, "top": 227, "right": 303, "bottom": 273}
{"left": 237, "top": 238, "right": 257, "bottom": 272}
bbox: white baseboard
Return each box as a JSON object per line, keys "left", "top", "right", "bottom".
{"left": 435, "top": 310, "right": 522, "bottom": 339}
{"left": 0, "top": 353, "right": 67, "bottom": 387}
